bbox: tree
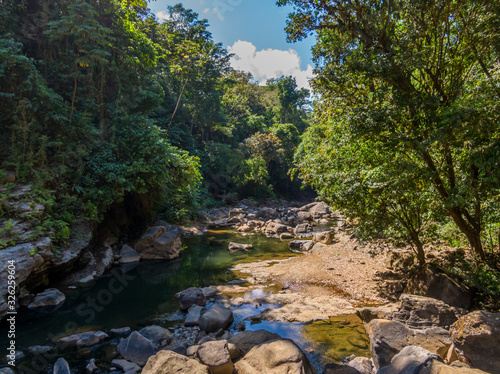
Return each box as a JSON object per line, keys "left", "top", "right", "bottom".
{"left": 280, "top": 0, "right": 500, "bottom": 261}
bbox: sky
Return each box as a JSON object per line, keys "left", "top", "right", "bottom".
{"left": 148, "top": 0, "right": 316, "bottom": 89}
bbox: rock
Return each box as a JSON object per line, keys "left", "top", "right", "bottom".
{"left": 378, "top": 346, "right": 442, "bottom": 374}
{"left": 324, "top": 363, "right": 361, "bottom": 373}
{"left": 227, "top": 342, "right": 240, "bottom": 359}
{"left": 86, "top": 358, "right": 99, "bottom": 373}
{"left": 176, "top": 287, "right": 207, "bottom": 312}
{"left": 228, "top": 242, "right": 253, "bottom": 252}
{"left": 289, "top": 240, "right": 315, "bottom": 253}
{"left": 348, "top": 357, "right": 373, "bottom": 374}
{"left": 28, "top": 288, "right": 66, "bottom": 311}
{"left": 255, "top": 207, "right": 278, "bottom": 220}
{"left": 313, "top": 230, "right": 335, "bottom": 244}
{"left": 386, "top": 250, "right": 415, "bottom": 270}
{"left": 228, "top": 329, "right": 281, "bottom": 355}
{"left": 297, "top": 211, "right": 313, "bottom": 221}
{"left": 280, "top": 232, "right": 294, "bottom": 240}
{"left": 117, "top": 331, "right": 156, "bottom": 366}
{"left": 393, "top": 294, "right": 466, "bottom": 330}
{"left": 356, "top": 304, "right": 398, "bottom": 323}
{"left": 111, "top": 359, "right": 141, "bottom": 373}
{"left": 187, "top": 345, "right": 199, "bottom": 356}
{"left": 294, "top": 223, "right": 312, "bottom": 234}
{"left": 119, "top": 244, "right": 141, "bottom": 263}
{"left": 58, "top": 331, "right": 109, "bottom": 348}
{"left": 405, "top": 269, "right": 473, "bottom": 309}
{"left": 366, "top": 319, "right": 452, "bottom": 370}
{"left": 185, "top": 305, "right": 205, "bottom": 326}
{"left": 197, "top": 340, "right": 233, "bottom": 374}
{"left": 199, "top": 304, "right": 234, "bottom": 333}
{"left": 53, "top": 358, "right": 71, "bottom": 374}
{"left": 420, "top": 360, "right": 491, "bottom": 373}
{"left": 451, "top": 310, "right": 500, "bottom": 374}
{"left": 28, "top": 345, "right": 53, "bottom": 354}
{"left": 35, "top": 237, "right": 53, "bottom": 260}
{"left": 307, "top": 201, "right": 331, "bottom": 216}
{"left": 142, "top": 350, "right": 209, "bottom": 374}
{"left": 111, "top": 327, "right": 131, "bottom": 334}
{"left": 229, "top": 208, "right": 245, "bottom": 218}
{"left": 234, "top": 338, "right": 315, "bottom": 374}
{"left": 0, "top": 368, "right": 15, "bottom": 374}
{"left": 135, "top": 226, "right": 182, "bottom": 260}
{"left": 139, "top": 326, "right": 172, "bottom": 347}
{"left": 238, "top": 225, "right": 253, "bottom": 233}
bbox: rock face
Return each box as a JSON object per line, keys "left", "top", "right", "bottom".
{"left": 135, "top": 226, "right": 182, "bottom": 260}
{"left": 199, "top": 304, "right": 234, "bottom": 333}
{"left": 313, "top": 230, "right": 335, "bottom": 244}
{"left": 366, "top": 319, "right": 452, "bottom": 369}
{"left": 117, "top": 331, "right": 156, "bottom": 366}
{"left": 392, "top": 294, "right": 465, "bottom": 330}
{"left": 28, "top": 288, "right": 66, "bottom": 311}
{"left": 451, "top": 311, "right": 500, "bottom": 374}
{"left": 234, "top": 338, "right": 315, "bottom": 374}
{"left": 378, "top": 346, "right": 442, "bottom": 374}
{"left": 228, "top": 330, "right": 281, "bottom": 356}
{"left": 197, "top": 340, "right": 233, "bottom": 374}
{"left": 142, "top": 350, "right": 209, "bottom": 374}
{"left": 289, "top": 240, "right": 314, "bottom": 253}
{"left": 53, "top": 358, "right": 71, "bottom": 374}
{"left": 405, "top": 269, "right": 472, "bottom": 309}
{"left": 228, "top": 242, "right": 253, "bottom": 252}
{"left": 176, "top": 287, "right": 207, "bottom": 312}
{"left": 139, "top": 325, "right": 172, "bottom": 347}
{"left": 58, "top": 331, "right": 109, "bottom": 348}
{"left": 119, "top": 244, "right": 141, "bottom": 263}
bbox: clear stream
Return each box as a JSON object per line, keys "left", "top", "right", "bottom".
{"left": 1, "top": 229, "right": 370, "bottom": 373}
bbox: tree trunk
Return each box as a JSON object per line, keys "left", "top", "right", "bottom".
{"left": 410, "top": 233, "right": 426, "bottom": 270}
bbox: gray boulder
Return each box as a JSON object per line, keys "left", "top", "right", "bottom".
{"left": 119, "top": 244, "right": 141, "bottom": 263}
{"left": 111, "top": 359, "right": 141, "bottom": 373}
{"left": 199, "top": 304, "right": 234, "bottom": 333}
{"left": 139, "top": 325, "right": 172, "bottom": 347}
{"left": 142, "top": 350, "right": 209, "bottom": 374}
{"left": 197, "top": 340, "right": 233, "bottom": 374}
{"left": 378, "top": 346, "right": 441, "bottom": 374}
{"left": 234, "top": 338, "right": 315, "bottom": 374}
{"left": 313, "top": 230, "right": 335, "bottom": 244}
{"left": 228, "top": 329, "right": 281, "bottom": 356}
{"left": 348, "top": 357, "right": 373, "bottom": 374}
{"left": 28, "top": 288, "right": 66, "bottom": 311}
{"left": 176, "top": 287, "right": 206, "bottom": 312}
{"left": 289, "top": 240, "right": 315, "bottom": 253}
{"left": 135, "top": 226, "right": 182, "bottom": 260}
{"left": 185, "top": 305, "right": 205, "bottom": 326}
{"left": 294, "top": 223, "right": 312, "bottom": 234}
{"left": 53, "top": 358, "right": 71, "bottom": 374}
{"left": 117, "top": 331, "right": 156, "bottom": 366}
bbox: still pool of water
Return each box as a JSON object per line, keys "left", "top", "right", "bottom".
{"left": 1, "top": 229, "right": 370, "bottom": 372}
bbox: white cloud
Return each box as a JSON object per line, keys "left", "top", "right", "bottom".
{"left": 227, "top": 40, "right": 314, "bottom": 90}
{"left": 156, "top": 10, "right": 171, "bottom": 22}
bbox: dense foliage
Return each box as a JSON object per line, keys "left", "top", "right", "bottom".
{"left": 0, "top": 0, "right": 310, "bottom": 246}
{"left": 282, "top": 0, "right": 500, "bottom": 276}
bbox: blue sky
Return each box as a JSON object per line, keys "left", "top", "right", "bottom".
{"left": 148, "top": 0, "right": 316, "bottom": 88}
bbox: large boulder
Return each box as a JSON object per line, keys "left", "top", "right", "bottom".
{"left": 176, "top": 287, "right": 206, "bottom": 312}
{"left": 119, "top": 244, "right": 141, "bottom": 263}
{"left": 197, "top": 340, "right": 233, "bottom": 374}
{"left": 289, "top": 240, "right": 314, "bottom": 253}
{"left": 392, "top": 294, "right": 466, "bottom": 330}
{"left": 139, "top": 326, "right": 172, "bottom": 347}
{"left": 142, "top": 350, "right": 209, "bottom": 374}
{"left": 451, "top": 311, "right": 500, "bottom": 374}
{"left": 313, "top": 230, "right": 335, "bottom": 245}
{"left": 228, "top": 330, "right": 281, "bottom": 356}
{"left": 308, "top": 202, "right": 331, "bottom": 216}
{"left": 28, "top": 288, "right": 66, "bottom": 311}
{"left": 117, "top": 331, "right": 156, "bottom": 366}
{"left": 405, "top": 269, "right": 473, "bottom": 309}
{"left": 294, "top": 223, "right": 312, "bottom": 234}
{"left": 378, "top": 346, "right": 441, "bottom": 374}
{"left": 135, "top": 226, "right": 182, "bottom": 260}
{"left": 58, "top": 331, "right": 108, "bottom": 348}
{"left": 366, "top": 319, "right": 452, "bottom": 370}
{"left": 199, "top": 304, "right": 234, "bottom": 333}
{"left": 234, "top": 338, "right": 315, "bottom": 374}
